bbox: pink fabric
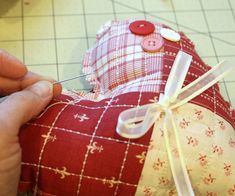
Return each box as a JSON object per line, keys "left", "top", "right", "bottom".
{"left": 83, "top": 20, "right": 164, "bottom": 96}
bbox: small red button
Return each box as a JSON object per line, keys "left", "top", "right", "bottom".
{"left": 129, "top": 20, "right": 155, "bottom": 36}
{"left": 141, "top": 37, "right": 164, "bottom": 53}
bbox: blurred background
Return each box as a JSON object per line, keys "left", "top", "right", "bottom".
{"left": 0, "top": 0, "right": 235, "bottom": 107}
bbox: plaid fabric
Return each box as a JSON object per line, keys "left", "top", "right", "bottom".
{"left": 83, "top": 20, "right": 164, "bottom": 97}
{"left": 18, "top": 20, "right": 235, "bottom": 195}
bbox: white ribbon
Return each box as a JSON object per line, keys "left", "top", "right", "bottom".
{"left": 116, "top": 50, "right": 235, "bottom": 196}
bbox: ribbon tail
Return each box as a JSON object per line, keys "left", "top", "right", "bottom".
{"left": 163, "top": 110, "right": 195, "bottom": 196}
{"left": 173, "top": 60, "right": 235, "bottom": 109}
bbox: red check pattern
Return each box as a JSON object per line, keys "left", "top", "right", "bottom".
{"left": 83, "top": 20, "right": 164, "bottom": 97}
{"left": 18, "top": 20, "right": 235, "bottom": 195}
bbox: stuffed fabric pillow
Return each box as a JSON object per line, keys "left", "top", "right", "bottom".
{"left": 19, "top": 20, "right": 235, "bottom": 196}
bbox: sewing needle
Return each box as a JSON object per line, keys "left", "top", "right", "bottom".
{"left": 0, "top": 73, "right": 92, "bottom": 103}
{"left": 53, "top": 73, "right": 92, "bottom": 84}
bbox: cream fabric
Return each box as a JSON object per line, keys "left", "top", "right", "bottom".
{"left": 136, "top": 103, "right": 235, "bottom": 195}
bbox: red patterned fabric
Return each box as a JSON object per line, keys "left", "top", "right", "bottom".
{"left": 18, "top": 20, "right": 234, "bottom": 195}
{"left": 19, "top": 92, "right": 157, "bottom": 195}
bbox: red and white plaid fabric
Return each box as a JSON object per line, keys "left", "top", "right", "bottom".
{"left": 18, "top": 20, "right": 235, "bottom": 195}
{"left": 83, "top": 20, "right": 164, "bottom": 97}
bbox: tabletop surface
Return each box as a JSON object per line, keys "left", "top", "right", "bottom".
{"left": 0, "top": 0, "right": 234, "bottom": 107}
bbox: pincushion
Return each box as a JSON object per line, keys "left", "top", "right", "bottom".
{"left": 19, "top": 20, "right": 235, "bottom": 195}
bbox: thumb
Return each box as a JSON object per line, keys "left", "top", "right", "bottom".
{"left": 0, "top": 81, "right": 53, "bottom": 135}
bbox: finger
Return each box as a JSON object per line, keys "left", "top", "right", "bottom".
{"left": 0, "top": 77, "right": 21, "bottom": 95}
{"left": 0, "top": 72, "right": 62, "bottom": 97}
{"left": 20, "top": 72, "right": 62, "bottom": 97}
{"left": 0, "top": 49, "right": 27, "bottom": 79}
{"left": 0, "top": 81, "right": 53, "bottom": 135}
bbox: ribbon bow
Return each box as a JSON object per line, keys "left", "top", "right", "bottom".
{"left": 116, "top": 51, "right": 235, "bottom": 196}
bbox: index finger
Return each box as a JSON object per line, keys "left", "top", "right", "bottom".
{"left": 0, "top": 49, "right": 27, "bottom": 79}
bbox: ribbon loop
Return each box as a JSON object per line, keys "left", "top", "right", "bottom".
{"left": 116, "top": 104, "right": 161, "bottom": 139}
{"left": 164, "top": 51, "right": 192, "bottom": 100}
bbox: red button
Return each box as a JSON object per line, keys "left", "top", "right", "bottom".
{"left": 129, "top": 20, "right": 155, "bottom": 36}
{"left": 141, "top": 37, "right": 164, "bottom": 53}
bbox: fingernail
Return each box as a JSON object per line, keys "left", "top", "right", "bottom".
{"left": 28, "top": 81, "right": 53, "bottom": 98}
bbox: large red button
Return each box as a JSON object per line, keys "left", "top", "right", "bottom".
{"left": 129, "top": 20, "right": 155, "bottom": 36}
{"left": 141, "top": 37, "right": 164, "bottom": 53}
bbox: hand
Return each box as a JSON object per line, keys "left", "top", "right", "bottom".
{"left": 0, "top": 50, "right": 62, "bottom": 195}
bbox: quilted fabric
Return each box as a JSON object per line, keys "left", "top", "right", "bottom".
{"left": 18, "top": 20, "right": 235, "bottom": 195}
